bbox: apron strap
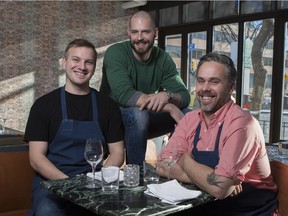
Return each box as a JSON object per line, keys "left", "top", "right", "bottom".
{"left": 193, "top": 122, "right": 224, "bottom": 151}
{"left": 61, "top": 87, "right": 98, "bottom": 121}
{"left": 91, "top": 89, "right": 98, "bottom": 121}
{"left": 61, "top": 87, "right": 67, "bottom": 119}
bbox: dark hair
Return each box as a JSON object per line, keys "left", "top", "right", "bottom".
{"left": 64, "top": 39, "right": 97, "bottom": 65}
{"left": 196, "top": 52, "right": 237, "bottom": 84}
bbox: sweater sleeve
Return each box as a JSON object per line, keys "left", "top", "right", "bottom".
{"left": 101, "top": 43, "right": 137, "bottom": 106}
{"left": 101, "top": 42, "right": 190, "bottom": 108}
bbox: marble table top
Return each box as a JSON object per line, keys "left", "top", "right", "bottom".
{"left": 40, "top": 144, "right": 287, "bottom": 215}
{"left": 41, "top": 175, "right": 214, "bottom": 216}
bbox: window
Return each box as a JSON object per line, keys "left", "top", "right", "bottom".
{"left": 147, "top": 1, "right": 288, "bottom": 143}
{"left": 159, "top": 6, "right": 178, "bottom": 27}
{"left": 241, "top": 1, "right": 275, "bottom": 14}
{"left": 183, "top": 1, "right": 208, "bottom": 23}
{"left": 242, "top": 19, "right": 274, "bottom": 142}
{"left": 281, "top": 22, "right": 288, "bottom": 140}
{"left": 213, "top": 1, "right": 239, "bottom": 18}
{"left": 165, "top": 34, "right": 182, "bottom": 73}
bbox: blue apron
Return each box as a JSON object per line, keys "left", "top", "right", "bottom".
{"left": 192, "top": 122, "right": 223, "bottom": 168}
{"left": 30, "top": 87, "right": 105, "bottom": 215}
{"left": 191, "top": 122, "right": 276, "bottom": 216}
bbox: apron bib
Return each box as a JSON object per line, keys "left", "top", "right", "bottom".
{"left": 192, "top": 122, "right": 276, "bottom": 215}
{"left": 31, "top": 87, "right": 105, "bottom": 214}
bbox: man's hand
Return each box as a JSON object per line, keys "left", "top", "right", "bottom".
{"left": 162, "top": 103, "right": 184, "bottom": 123}
{"left": 139, "top": 92, "right": 168, "bottom": 112}
{"left": 229, "top": 184, "right": 242, "bottom": 197}
{"left": 138, "top": 92, "right": 184, "bottom": 123}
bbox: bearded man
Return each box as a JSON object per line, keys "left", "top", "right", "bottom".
{"left": 100, "top": 11, "right": 190, "bottom": 165}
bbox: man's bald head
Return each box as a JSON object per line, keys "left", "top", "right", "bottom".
{"left": 129, "top": 11, "right": 155, "bottom": 29}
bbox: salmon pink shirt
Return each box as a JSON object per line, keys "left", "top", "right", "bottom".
{"left": 161, "top": 100, "right": 276, "bottom": 191}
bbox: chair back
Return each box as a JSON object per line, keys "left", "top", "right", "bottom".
{"left": 0, "top": 144, "right": 34, "bottom": 216}
{"left": 270, "top": 160, "right": 288, "bottom": 216}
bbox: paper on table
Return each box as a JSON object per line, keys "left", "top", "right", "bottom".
{"left": 144, "top": 179, "right": 202, "bottom": 204}
{"left": 87, "top": 170, "right": 124, "bottom": 182}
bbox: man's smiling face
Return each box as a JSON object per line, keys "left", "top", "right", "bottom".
{"left": 196, "top": 61, "right": 234, "bottom": 115}
{"left": 62, "top": 46, "right": 95, "bottom": 89}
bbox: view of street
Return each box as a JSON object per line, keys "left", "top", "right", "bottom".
{"left": 254, "top": 110, "right": 288, "bottom": 142}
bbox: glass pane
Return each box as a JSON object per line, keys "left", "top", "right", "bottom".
{"left": 212, "top": 23, "right": 239, "bottom": 59}
{"left": 281, "top": 22, "right": 288, "bottom": 140}
{"left": 183, "top": 1, "right": 208, "bottom": 23}
{"left": 165, "top": 34, "right": 182, "bottom": 73}
{"left": 277, "top": 0, "right": 288, "bottom": 9}
{"left": 212, "top": 1, "right": 239, "bottom": 19}
{"left": 242, "top": 19, "right": 274, "bottom": 142}
{"left": 241, "top": 1, "right": 275, "bottom": 14}
{"left": 212, "top": 23, "right": 239, "bottom": 102}
{"left": 159, "top": 6, "right": 178, "bottom": 27}
{"left": 187, "top": 32, "right": 207, "bottom": 109}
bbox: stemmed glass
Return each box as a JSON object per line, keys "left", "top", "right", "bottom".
{"left": 161, "top": 140, "right": 178, "bottom": 180}
{"left": 84, "top": 139, "right": 104, "bottom": 188}
{"left": 0, "top": 108, "right": 8, "bottom": 134}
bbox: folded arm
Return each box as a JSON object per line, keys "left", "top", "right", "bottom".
{"left": 177, "top": 153, "right": 238, "bottom": 199}
{"left": 137, "top": 92, "right": 184, "bottom": 123}
{"left": 29, "top": 141, "right": 68, "bottom": 180}
{"left": 103, "top": 140, "right": 125, "bottom": 167}
{"left": 157, "top": 152, "right": 239, "bottom": 199}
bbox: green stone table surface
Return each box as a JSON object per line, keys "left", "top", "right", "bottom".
{"left": 41, "top": 175, "right": 214, "bottom": 216}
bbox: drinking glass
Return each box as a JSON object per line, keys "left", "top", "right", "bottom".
{"left": 123, "top": 164, "right": 140, "bottom": 187}
{"left": 84, "top": 139, "right": 104, "bottom": 188}
{"left": 161, "top": 140, "right": 178, "bottom": 180}
{"left": 0, "top": 108, "right": 8, "bottom": 134}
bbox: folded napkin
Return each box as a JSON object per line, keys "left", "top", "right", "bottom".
{"left": 144, "top": 179, "right": 202, "bottom": 204}
{"left": 87, "top": 170, "right": 124, "bottom": 182}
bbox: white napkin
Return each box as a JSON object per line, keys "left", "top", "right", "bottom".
{"left": 144, "top": 179, "right": 202, "bottom": 204}
{"left": 87, "top": 170, "right": 124, "bottom": 182}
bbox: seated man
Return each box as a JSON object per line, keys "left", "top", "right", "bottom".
{"left": 157, "top": 52, "right": 277, "bottom": 215}
{"left": 100, "top": 11, "right": 190, "bottom": 166}
{"left": 24, "top": 39, "right": 124, "bottom": 216}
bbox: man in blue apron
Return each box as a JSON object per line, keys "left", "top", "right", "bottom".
{"left": 157, "top": 53, "right": 277, "bottom": 215}
{"left": 24, "top": 39, "right": 125, "bottom": 216}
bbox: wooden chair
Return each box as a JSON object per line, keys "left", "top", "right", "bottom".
{"left": 270, "top": 160, "right": 288, "bottom": 216}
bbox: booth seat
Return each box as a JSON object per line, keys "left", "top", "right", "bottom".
{"left": 0, "top": 144, "right": 34, "bottom": 216}
{"left": 270, "top": 160, "right": 288, "bottom": 216}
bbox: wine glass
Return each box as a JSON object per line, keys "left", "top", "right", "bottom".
{"left": 0, "top": 108, "right": 8, "bottom": 134}
{"left": 84, "top": 139, "right": 104, "bottom": 188}
{"left": 161, "top": 140, "right": 178, "bottom": 180}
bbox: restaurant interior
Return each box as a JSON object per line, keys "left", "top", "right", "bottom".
{"left": 0, "top": 1, "right": 288, "bottom": 216}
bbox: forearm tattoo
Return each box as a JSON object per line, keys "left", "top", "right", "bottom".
{"left": 207, "top": 172, "right": 224, "bottom": 189}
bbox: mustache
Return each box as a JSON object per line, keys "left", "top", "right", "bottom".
{"left": 135, "top": 39, "right": 147, "bottom": 44}
{"left": 197, "top": 91, "right": 215, "bottom": 97}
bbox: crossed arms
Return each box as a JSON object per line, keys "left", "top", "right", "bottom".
{"left": 29, "top": 140, "right": 124, "bottom": 180}
{"left": 157, "top": 153, "right": 242, "bottom": 199}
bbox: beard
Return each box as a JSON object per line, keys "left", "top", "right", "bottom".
{"left": 197, "top": 91, "right": 231, "bottom": 114}
{"left": 130, "top": 39, "right": 154, "bottom": 57}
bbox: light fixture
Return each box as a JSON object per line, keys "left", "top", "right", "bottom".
{"left": 122, "top": 0, "right": 147, "bottom": 9}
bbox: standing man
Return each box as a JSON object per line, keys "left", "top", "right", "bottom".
{"left": 24, "top": 39, "right": 124, "bottom": 216}
{"left": 100, "top": 11, "right": 190, "bottom": 165}
{"left": 157, "top": 52, "right": 277, "bottom": 215}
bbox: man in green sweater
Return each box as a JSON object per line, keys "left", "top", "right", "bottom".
{"left": 100, "top": 11, "right": 190, "bottom": 165}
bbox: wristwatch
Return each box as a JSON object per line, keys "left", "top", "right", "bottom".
{"left": 166, "top": 91, "right": 174, "bottom": 102}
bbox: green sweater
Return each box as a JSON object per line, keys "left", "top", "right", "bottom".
{"left": 100, "top": 41, "right": 190, "bottom": 109}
